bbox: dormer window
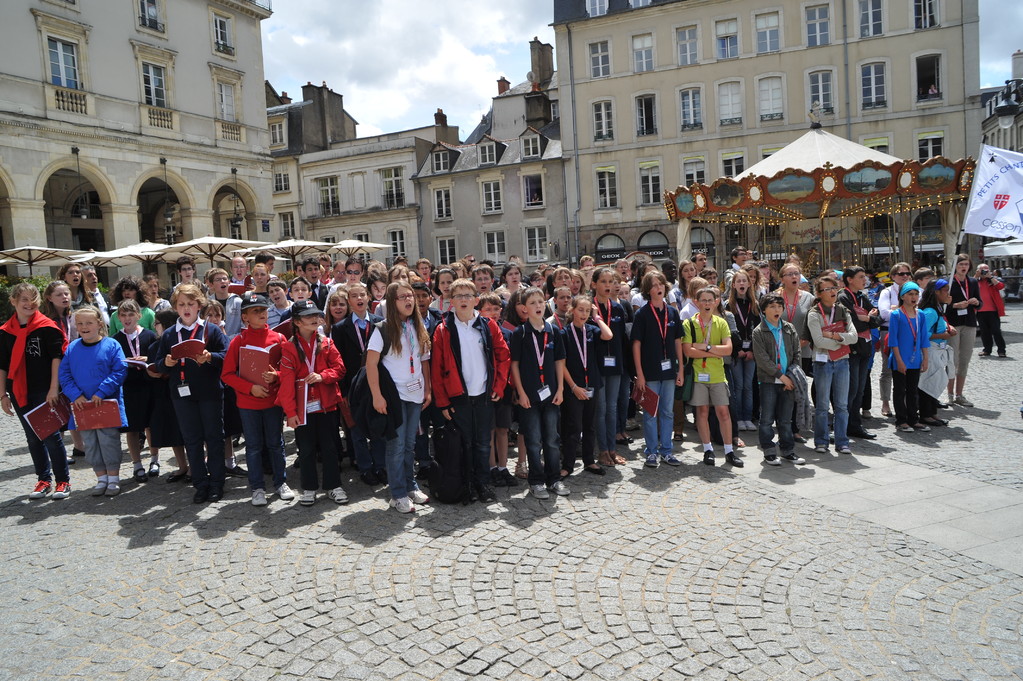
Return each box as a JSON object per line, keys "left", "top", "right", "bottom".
{"left": 480, "top": 142, "right": 496, "bottom": 165}
{"left": 522, "top": 136, "right": 540, "bottom": 159}
{"left": 432, "top": 151, "right": 449, "bottom": 172}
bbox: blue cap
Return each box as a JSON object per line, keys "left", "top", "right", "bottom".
{"left": 900, "top": 281, "right": 921, "bottom": 296}
{"left": 934, "top": 278, "right": 949, "bottom": 290}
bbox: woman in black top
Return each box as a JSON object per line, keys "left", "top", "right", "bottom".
{"left": 947, "top": 254, "right": 981, "bottom": 406}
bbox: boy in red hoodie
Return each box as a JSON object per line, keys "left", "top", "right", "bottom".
{"left": 221, "top": 292, "right": 293, "bottom": 506}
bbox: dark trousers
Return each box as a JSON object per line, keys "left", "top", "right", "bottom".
{"left": 295, "top": 410, "right": 341, "bottom": 492}
{"left": 892, "top": 368, "right": 921, "bottom": 426}
{"left": 14, "top": 393, "right": 69, "bottom": 484}
{"left": 350, "top": 422, "right": 385, "bottom": 473}
{"left": 560, "top": 389, "right": 596, "bottom": 471}
{"left": 977, "top": 311, "right": 1006, "bottom": 354}
{"left": 919, "top": 390, "right": 939, "bottom": 420}
{"left": 414, "top": 404, "right": 444, "bottom": 470}
{"left": 518, "top": 401, "right": 561, "bottom": 486}
{"left": 172, "top": 397, "right": 225, "bottom": 490}
{"left": 238, "top": 406, "right": 286, "bottom": 491}
{"left": 847, "top": 351, "right": 871, "bottom": 432}
{"left": 757, "top": 382, "right": 795, "bottom": 455}
{"left": 449, "top": 395, "right": 495, "bottom": 488}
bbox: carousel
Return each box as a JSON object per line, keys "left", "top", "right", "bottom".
{"left": 664, "top": 125, "right": 975, "bottom": 274}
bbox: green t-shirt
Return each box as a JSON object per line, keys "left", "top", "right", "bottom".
{"left": 682, "top": 314, "right": 731, "bottom": 384}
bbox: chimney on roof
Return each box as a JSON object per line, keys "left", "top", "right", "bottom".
{"left": 433, "top": 108, "right": 457, "bottom": 144}
{"left": 280, "top": 91, "right": 292, "bottom": 104}
{"left": 497, "top": 77, "right": 510, "bottom": 95}
{"left": 434, "top": 108, "right": 447, "bottom": 127}
{"left": 530, "top": 37, "right": 555, "bottom": 86}
{"left": 1014, "top": 50, "right": 1023, "bottom": 80}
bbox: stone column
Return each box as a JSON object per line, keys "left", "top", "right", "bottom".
{"left": 101, "top": 203, "right": 142, "bottom": 251}
{"left": 675, "top": 217, "right": 691, "bottom": 263}
{"left": 1, "top": 198, "right": 48, "bottom": 276}
{"left": 179, "top": 208, "right": 214, "bottom": 243}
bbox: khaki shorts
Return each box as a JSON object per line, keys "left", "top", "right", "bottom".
{"left": 689, "top": 381, "right": 730, "bottom": 407}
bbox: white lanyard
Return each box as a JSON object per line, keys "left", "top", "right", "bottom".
{"left": 125, "top": 329, "right": 141, "bottom": 357}
{"left": 299, "top": 334, "right": 318, "bottom": 374}
{"left": 570, "top": 324, "right": 588, "bottom": 387}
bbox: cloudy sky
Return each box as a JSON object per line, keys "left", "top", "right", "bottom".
{"left": 262, "top": 0, "right": 1019, "bottom": 140}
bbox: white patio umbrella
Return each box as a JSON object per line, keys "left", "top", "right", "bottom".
{"left": 71, "top": 241, "right": 169, "bottom": 267}
{"left": 0, "top": 245, "right": 87, "bottom": 275}
{"left": 161, "top": 235, "right": 268, "bottom": 267}
{"left": 329, "top": 239, "right": 391, "bottom": 258}
{"left": 249, "top": 238, "right": 335, "bottom": 262}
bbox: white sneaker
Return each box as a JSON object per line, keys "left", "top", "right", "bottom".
{"left": 251, "top": 489, "right": 267, "bottom": 506}
{"left": 389, "top": 496, "right": 415, "bottom": 513}
{"left": 328, "top": 486, "right": 348, "bottom": 504}
{"left": 548, "top": 480, "right": 570, "bottom": 496}
{"left": 530, "top": 484, "right": 550, "bottom": 499}
{"left": 276, "top": 483, "right": 296, "bottom": 501}
{"left": 299, "top": 490, "right": 316, "bottom": 506}
{"left": 954, "top": 394, "right": 974, "bottom": 408}
{"left": 409, "top": 488, "right": 429, "bottom": 505}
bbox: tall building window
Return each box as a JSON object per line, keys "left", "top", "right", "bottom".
{"left": 280, "top": 212, "right": 295, "bottom": 238}
{"left": 809, "top": 71, "right": 834, "bottom": 113}
{"left": 587, "top": 0, "right": 608, "bottom": 16}
{"left": 593, "top": 100, "right": 614, "bottom": 140}
{"left": 916, "top": 55, "right": 942, "bottom": 100}
{"left": 590, "top": 41, "right": 610, "bottom": 78}
{"left": 596, "top": 167, "right": 618, "bottom": 209}
{"left": 381, "top": 167, "right": 404, "bottom": 208}
{"left": 525, "top": 226, "right": 548, "bottom": 262}
{"left": 48, "top": 38, "right": 80, "bottom": 89}
{"left": 715, "top": 19, "right": 738, "bottom": 59}
{"left": 317, "top": 177, "right": 339, "bottom": 215}
{"left": 758, "top": 77, "right": 783, "bottom": 121}
{"left": 523, "top": 175, "right": 544, "bottom": 208}
{"left": 213, "top": 14, "right": 234, "bottom": 54}
{"left": 141, "top": 62, "right": 166, "bottom": 108}
{"left": 639, "top": 162, "right": 661, "bottom": 205}
{"left": 216, "top": 82, "right": 235, "bottom": 121}
{"left": 437, "top": 237, "right": 457, "bottom": 265}
{"left": 273, "top": 166, "right": 290, "bottom": 192}
{"left": 522, "top": 136, "right": 540, "bottom": 158}
{"left": 633, "top": 34, "right": 653, "bottom": 72}
{"left": 918, "top": 132, "right": 943, "bottom": 160}
{"left": 859, "top": 0, "right": 882, "bottom": 37}
{"left": 722, "top": 154, "right": 745, "bottom": 177}
{"left": 914, "top": 0, "right": 938, "bottom": 28}
{"left": 861, "top": 63, "right": 886, "bottom": 109}
{"left": 269, "top": 121, "right": 284, "bottom": 146}
{"left": 139, "top": 0, "right": 163, "bottom": 31}
{"left": 806, "top": 5, "right": 830, "bottom": 46}
{"left": 482, "top": 180, "right": 502, "bottom": 214}
{"left": 434, "top": 188, "right": 452, "bottom": 220}
{"left": 479, "top": 142, "right": 496, "bottom": 165}
{"left": 680, "top": 88, "right": 702, "bottom": 130}
{"left": 677, "top": 26, "right": 698, "bottom": 66}
{"left": 636, "top": 95, "right": 656, "bottom": 135}
{"left": 756, "top": 13, "right": 780, "bottom": 53}
{"left": 484, "top": 231, "right": 506, "bottom": 262}
{"left": 389, "top": 229, "right": 406, "bottom": 259}
{"left": 683, "top": 158, "right": 706, "bottom": 186}
{"left": 718, "top": 82, "right": 742, "bottom": 125}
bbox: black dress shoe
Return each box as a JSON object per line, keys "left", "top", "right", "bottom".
{"left": 476, "top": 485, "right": 497, "bottom": 502}
{"left": 193, "top": 487, "right": 210, "bottom": 504}
{"left": 208, "top": 487, "right": 224, "bottom": 502}
{"left": 374, "top": 468, "right": 388, "bottom": 484}
{"left": 725, "top": 453, "right": 744, "bottom": 468}
{"left": 167, "top": 469, "right": 189, "bottom": 483}
{"left": 849, "top": 429, "right": 877, "bottom": 440}
{"left": 225, "top": 465, "right": 247, "bottom": 478}
{"left": 703, "top": 452, "right": 716, "bottom": 466}
{"left": 360, "top": 470, "right": 379, "bottom": 486}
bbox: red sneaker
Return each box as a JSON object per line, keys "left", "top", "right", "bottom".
{"left": 29, "top": 480, "right": 52, "bottom": 499}
{"left": 52, "top": 482, "right": 71, "bottom": 499}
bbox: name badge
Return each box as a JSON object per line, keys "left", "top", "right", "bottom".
{"left": 774, "top": 378, "right": 784, "bottom": 384}
{"left": 537, "top": 385, "right": 551, "bottom": 401}
{"left": 957, "top": 308, "right": 967, "bottom": 316}
{"left": 177, "top": 384, "right": 191, "bottom": 398}
{"left": 603, "top": 356, "right": 617, "bottom": 367}
{"left": 660, "top": 359, "right": 672, "bottom": 371}
{"left": 815, "top": 352, "right": 828, "bottom": 363}
{"left": 742, "top": 341, "right": 751, "bottom": 350}
{"left": 406, "top": 378, "right": 423, "bottom": 393}
{"left": 306, "top": 399, "right": 321, "bottom": 414}
{"left": 697, "top": 372, "right": 710, "bottom": 383}
{"left": 583, "top": 388, "right": 594, "bottom": 399}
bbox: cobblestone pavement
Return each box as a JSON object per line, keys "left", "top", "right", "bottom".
{"left": 0, "top": 312, "right": 1020, "bottom": 681}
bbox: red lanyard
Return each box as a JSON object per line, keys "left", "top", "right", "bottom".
{"left": 784, "top": 291, "right": 799, "bottom": 322}
{"left": 553, "top": 313, "right": 564, "bottom": 330}
{"left": 570, "top": 324, "right": 588, "bottom": 387}
{"left": 531, "top": 327, "right": 549, "bottom": 385}
{"left": 651, "top": 302, "right": 669, "bottom": 350}
{"left": 125, "top": 329, "right": 141, "bottom": 358}
{"left": 733, "top": 297, "right": 748, "bottom": 331}
{"left": 404, "top": 321, "right": 416, "bottom": 375}
{"left": 177, "top": 323, "right": 202, "bottom": 383}
{"left": 955, "top": 276, "right": 969, "bottom": 302}
{"left": 354, "top": 315, "right": 370, "bottom": 352}
{"left": 817, "top": 303, "right": 835, "bottom": 325}
{"left": 596, "top": 299, "right": 612, "bottom": 324}
{"left": 902, "top": 309, "right": 918, "bottom": 350}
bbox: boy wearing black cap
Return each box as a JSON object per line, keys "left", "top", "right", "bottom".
{"left": 221, "top": 292, "right": 293, "bottom": 506}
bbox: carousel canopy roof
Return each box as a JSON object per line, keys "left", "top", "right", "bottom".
{"left": 734, "top": 129, "right": 901, "bottom": 181}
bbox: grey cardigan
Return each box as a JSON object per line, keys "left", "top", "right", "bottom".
{"left": 806, "top": 303, "right": 857, "bottom": 358}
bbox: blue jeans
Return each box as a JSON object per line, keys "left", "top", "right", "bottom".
{"left": 731, "top": 357, "right": 756, "bottom": 421}
{"left": 758, "top": 382, "right": 795, "bottom": 455}
{"left": 594, "top": 373, "right": 621, "bottom": 451}
{"left": 641, "top": 379, "right": 676, "bottom": 457}
{"left": 238, "top": 406, "right": 286, "bottom": 491}
{"left": 385, "top": 400, "right": 422, "bottom": 500}
{"left": 517, "top": 401, "right": 561, "bottom": 486}
{"left": 14, "top": 393, "right": 69, "bottom": 484}
{"left": 813, "top": 359, "right": 850, "bottom": 448}
{"left": 351, "top": 422, "right": 385, "bottom": 473}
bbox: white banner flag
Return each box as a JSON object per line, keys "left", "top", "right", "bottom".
{"left": 963, "top": 145, "right": 1023, "bottom": 238}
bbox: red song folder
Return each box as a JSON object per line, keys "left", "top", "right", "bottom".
{"left": 631, "top": 382, "right": 660, "bottom": 416}
{"left": 228, "top": 284, "right": 249, "bottom": 296}
{"left": 171, "top": 338, "right": 206, "bottom": 361}
{"left": 71, "top": 399, "right": 122, "bottom": 430}
{"left": 271, "top": 319, "right": 293, "bottom": 340}
{"left": 24, "top": 394, "right": 72, "bottom": 441}
{"left": 238, "top": 344, "right": 283, "bottom": 386}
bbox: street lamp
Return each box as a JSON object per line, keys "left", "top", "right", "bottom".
{"left": 72, "top": 146, "right": 88, "bottom": 220}
{"left": 229, "top": 167, "right": 243, "bottom": 234}
{"left": 994, "top": 78, "right": 1023, "bottom": 130}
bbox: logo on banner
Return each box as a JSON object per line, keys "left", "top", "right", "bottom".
{"left": 994, "top": 194, "right": 1011, "bottom": 210}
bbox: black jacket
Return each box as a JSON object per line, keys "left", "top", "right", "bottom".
{"left": 331, "top": 313, "right": 383, "bottom": 395}
{"left": 349, "top": 363, "right": 402, "bottom": 440}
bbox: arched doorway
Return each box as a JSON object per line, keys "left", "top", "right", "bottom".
{"left": 595, "top": 233, "right": 626, "bottom": 263}
{"left": 637, "top": 229, "right": 671, "bottom": 260}
{"left": 42, "top": 167, "right": 105, "bottom": 253}
{"left": 209, "top": 172, "right": 258, "bottom": 241}
{"left": 133, "top": 160, "right": 193, "bottom": 248}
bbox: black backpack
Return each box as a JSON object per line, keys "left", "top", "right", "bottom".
{"left": 428, "top": 422, "right": 472, "bottom": 504}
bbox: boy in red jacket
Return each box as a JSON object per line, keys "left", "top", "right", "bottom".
{"left": 431, "top": 279, "right": 510, "bottom": 503}
{"left": 221, "top": 293, "right": 292, "bottom": 506}
{"left": 277, "top": 300, "right": 348, "bottom": 506}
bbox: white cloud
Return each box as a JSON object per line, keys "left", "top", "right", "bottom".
{"left": 261, "top": 0, "right": 554, "bottom": 140}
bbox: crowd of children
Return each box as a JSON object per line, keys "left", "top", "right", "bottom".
{"left": 0, "top": 247, "right": 1001, "bottom": 511}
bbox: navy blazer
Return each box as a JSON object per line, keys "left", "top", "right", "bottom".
{"left": 331, "top": 312, "right": 383, "bottom": 395}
